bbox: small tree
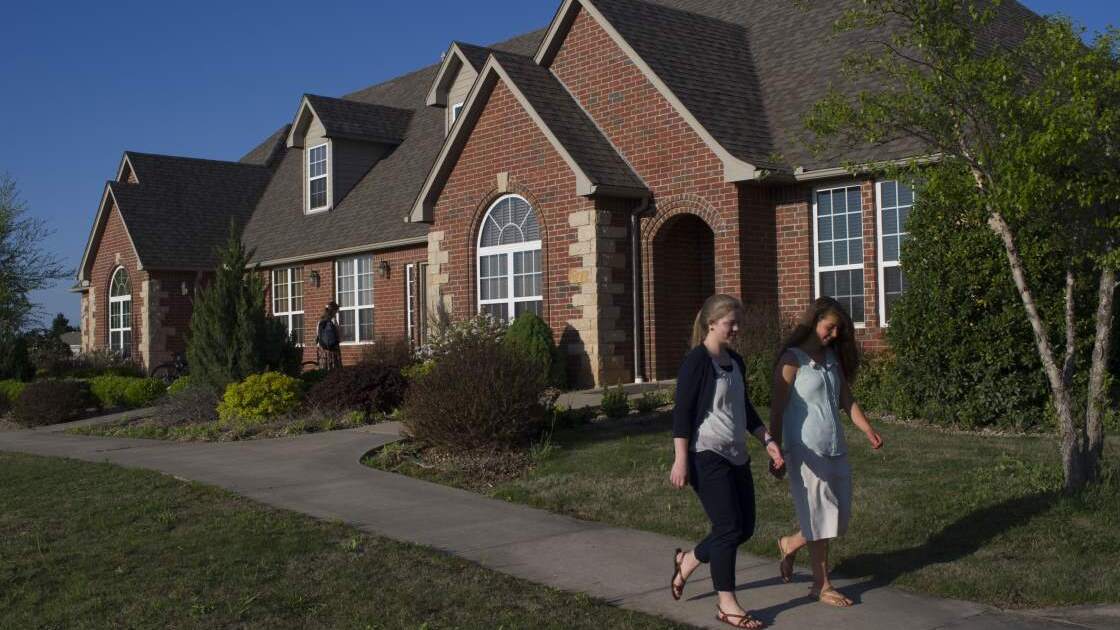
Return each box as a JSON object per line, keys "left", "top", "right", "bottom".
{"left": 806, "top": 1, "right": 1118, "bottom": 492}
{"left": 0, "top": 174, "right": 67, "bottom": 335}
{"left": 49, "top": 313, "right": 75, "bottom": 338}
{"left": 187, "top": 223, "right": 299, "bottom": 391}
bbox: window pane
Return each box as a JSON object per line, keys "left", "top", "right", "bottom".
{"left": 359, "top": 308, "right": 374, "bottom": 342}
{"left": 514, "top": 300, "right": 542, "bottom": 318}
{"left": 817, "top": 215, "right": 832, "bottom": 242}
{"left": 883, "top": 207, "right": 898, "bottom": 236}
{"left": 291, "top": 313, "right": 304, "bottom": 346}
{"left": 883, "top": 235, "right": 899, "bottom": 262}
{"left": 818, "top": 242, "right": 833, "bottom": 267}
{"left": 834, "top": 241, "right": 848, "bottom": 266}
{"left": 122, "top": 330, "right": 132, "bottom": 358}
{"left": 481, "top": 303, "right": 508, "bottom": 322}
{"left": 898, "top": 182, "right": 914, "bottom": 205}
{"left": 833, "top": 214, "right": 847, "bottom": 240}
{"left": 338, "top": 310, "right": 356, "bottom": 343}
{"left": 848, "top": 239, "right": 862, "bottom": 264}
{"left": 820, "top": 271, "right": 836, "bottom": 297}
{"left": 847, "top": 212, "right": 861, "bottom": 239}
{"left": 310, "top": 178, "right": 327, "bottom": 208}
{"left": 817, "top": 191, "right": 832, "bottom": 216}
{"left": 881, "top": 180, "right": 897, "bottom": 208}
{"left": 846, "top": 188, "right": 862, "bottom": 215}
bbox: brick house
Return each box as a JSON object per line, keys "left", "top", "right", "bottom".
{"left": 76, "top": 0, "right": 1038, "bottom": 386}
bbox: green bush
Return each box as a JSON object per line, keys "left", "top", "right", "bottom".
{"left": 600, "top": 384, "right": 630, "bottom": 419}
{"left": 12, "top": 380, "right": 90, "bottom": 427}
{"left": 400, "top": 360, "right": 434, "bottom": 382}
{"left": 217, "top": 372, "right": 303, "bottom": 428}
{"left": 0, "top": 379, "right": 28, "bottom": 412}
{"left": 631, "top": 387, "right": 674, "bottom": 414}
{"left": 402, "top": 335, "right": 553, "bottom": 450}
{"left": 167, "top": 376, "right": 192, "bottom": 396}
{"left": 852, "top": 353, "right": 909, "bottom": 417}
{"left": 503, "top": 312, "right": 566, "bottom": 389}
{"left": 552, "top": 404, "right": 596, "bottom": 429}
{"left": 124, "top": 378, "right": 166, "bottom": 408}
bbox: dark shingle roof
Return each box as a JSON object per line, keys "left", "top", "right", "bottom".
{"left": 240, "top": 124, "right": 290, "bottom": 166}
{"left": 240, "top": 31, "right": 546, "bottom": 264}
{"left": 110, "top": 153, "right": 272, "bottom": 270}
{"left": 304, "top": 95, "right": 414, "bottom": 144}
{"left": 492, "top": 50, "right": 645, "bottom": 193}
{"left": 456, "top": 42, "right": 492, "bottom": 71}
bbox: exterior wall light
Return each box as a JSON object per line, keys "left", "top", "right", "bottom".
{"left": 378, "top": 260, "right": 390, "bottom": 279}
{"left": 308, "top": 270, "right": 321, "bottom": 288}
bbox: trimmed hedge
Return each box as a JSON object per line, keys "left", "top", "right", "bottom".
{"left": 504, "top": 313, "right": 566, "bottom": 389}
{"left": 217, "top": 372, "right": 303, "bottom": 428}
{"left": 90, "top": 376, "right": 166, "bottom": 409}
{"left": 12, "top": 380, "right": 90, "bottom": 427}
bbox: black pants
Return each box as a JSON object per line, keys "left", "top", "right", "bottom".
{"left": 690, "top": 450, "right": 757, "bottom": 592}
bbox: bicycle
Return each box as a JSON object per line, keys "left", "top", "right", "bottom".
{"left": 151, "top": 354, "right": 189, "bottom": 385}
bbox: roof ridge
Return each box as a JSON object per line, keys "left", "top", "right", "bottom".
{"left": 125, "top": 151, "right": 271, "bottom": 170}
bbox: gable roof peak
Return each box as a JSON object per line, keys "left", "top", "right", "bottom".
{"left": 286, "top": 94, "right": 414, "bottom": 148}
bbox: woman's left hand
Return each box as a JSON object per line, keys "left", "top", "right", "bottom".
{"left": 765, "top": 441, "right": 784, "bottom": 469}
{"left": 865, "top": 430, "right": 884, "bottom": 450}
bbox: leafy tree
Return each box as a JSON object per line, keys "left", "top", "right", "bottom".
{"left": 806, "top": 0, "right": 1118, "bottom": 492}
{"left": 49, "top": 313, "right": 76, "bottom": 338}
{"left": 187, "top": 223, "right": 299, "bottom": 391}
{"left": 0, "top": 174, "right": 67, "bottom": 335}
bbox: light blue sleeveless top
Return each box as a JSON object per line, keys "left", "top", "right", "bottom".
{"left": 782, "top": 347, "right": 847, "bottom": 456}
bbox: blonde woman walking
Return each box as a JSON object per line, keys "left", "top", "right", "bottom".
{"left": 669, "top": 294, "right": 785, "bottom": 629}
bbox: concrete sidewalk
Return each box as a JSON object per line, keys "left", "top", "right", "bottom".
{"left": 0, "top": 421, "right": 1112, "bottom": 629}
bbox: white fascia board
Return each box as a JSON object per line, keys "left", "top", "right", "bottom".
{"left": 793, "top": 153, "right": 943, "bottom": 182}
{"left": 534, "top": 0, "right": 759, "bottom": 183}
{"left": 425, "top": 44, "right": 467, "bottom": 107}
{"left": 115, "top": 153, "right": 137, "bottom": 183}
{"left": 285, "top": 96, "right": 317, "bottom": 149}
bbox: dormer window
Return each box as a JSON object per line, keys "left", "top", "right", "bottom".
{"left": 307, "top": 143, "right": 330, "bottom": 212}
{"left": 451, "top": 102, "right": 464, "bottom": 124}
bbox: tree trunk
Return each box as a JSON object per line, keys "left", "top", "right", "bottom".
{"left": 987, "top": 212, "right": 1084, "bottom": 492}
{"left": 1085, "top": 267, "right": 1116, "bottom": 481}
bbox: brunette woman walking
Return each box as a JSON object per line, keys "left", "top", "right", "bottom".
{"left": 669, "top": 294, "right": 785, "bottom": 629}
{"left": 770, "top": 297, "right": 884, "bottom": 607}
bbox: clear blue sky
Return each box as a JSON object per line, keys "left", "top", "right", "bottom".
{"left": 2, "top": 1, "right": 1113, "bottom": 328}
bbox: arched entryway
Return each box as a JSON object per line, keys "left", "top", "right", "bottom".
{"left": 650, "top": 214, "right": 715, "bottom": 380}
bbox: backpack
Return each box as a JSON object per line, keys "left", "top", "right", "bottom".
{"left": 317, "top": 319, "right": 339, "bottom": 348}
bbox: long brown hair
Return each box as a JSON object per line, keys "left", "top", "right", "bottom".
{"left": 690, "top": 294, "right": 745, "bottom": 348}
{"left": 778, "top": 297, "right": 860, "bottom": 382}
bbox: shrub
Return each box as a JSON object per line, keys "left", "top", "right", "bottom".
{"left": 217, "top": 372, "right": 303, "bottom": 428}
{"left": 0, "top": 379, "right": 27, "bottom": 412}
{"left": 852, "top": 353, "right": 911, "bottom": 417}
{"left": 26, "top": 331, "right": 72, "bottom": 378}
{"left": 600, "top": 384, "right": 630, "bottom": 419}
{"left": 123, "top": 378, "right": 167, "bottom": 408}
{"left": 304, "top": 362, "right": 409, "bottom": 420}
{"left": 402, "top": 336, "right": 553, "bottom": 450}
{"left": 400, "top": 360, "right": 434, "bottom": 382}
{"left": 552, "top": 404, "right": 596, "bottom": 429}
{"left": 421, "top": 312, "right": 505, "bottom": 361}
{"left": 155, "top": 384, "right": 220, "bottom": 428}
{"left": 631, "top": 387, "right": 673, "bottom": 414}
{"left": 167, "top": 375, "right": 193, "bottom": 396}
{"left": 89, "top": 375, "right": 133, "bottom": 408}
{"left": 504, "top": 312, "right": 566, "bottom": 389}
{"left": 58, "top": 350, "right": 143, "bottom": 378}
{"left": 0, "top": 333, "right": 34, "bottom": 381}
{"left": 12, "top": 380, "right": 90, "bottom": 427}
{"left": 360, "top": 338, "right": 417, "bottom": 371}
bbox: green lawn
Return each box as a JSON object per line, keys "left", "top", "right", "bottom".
{"left": 0, "top": 452, "right": 688, "bottom": 629}
{"left": 368, "top": 412, "right": 1120, "bottom": 609}
{"left": 66, "top": 411, "right": 377, "bottom": 442}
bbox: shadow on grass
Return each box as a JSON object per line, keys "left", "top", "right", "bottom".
{"left": 832, "top": 490, "right": 1059, "bottom": 599}
{"left": 554, "top": 412, "right": 674, "bottom": 448}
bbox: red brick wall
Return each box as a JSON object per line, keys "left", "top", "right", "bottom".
{"left": 147, "top": 271, "right": 199, "bottom": 369}
{"left": 549, "top": 6, "right": 748, "bottom": 379}
{"left": 431, "top": 78, "right": 592, "bottom": 383}
{"left": 263, "top": 244, "right": 427, "bottom": 368}
{"left": 86, "top": 203, "right": 145, "bottom": 365}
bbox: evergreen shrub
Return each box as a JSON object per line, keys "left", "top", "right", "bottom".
{"left": 503, "top": 312, "right": 566, "bottom": 389}
{"left": 0, "top": 333, "right": 34, "bottom": 381}
{"left": 12, "top": 380, "right": 89, "bottom": 427}
{"left": 217, "top": 372, "right": 303, "bottom": 428}
{"left": 402, "top": 336, "right": 552, "bottom": 450}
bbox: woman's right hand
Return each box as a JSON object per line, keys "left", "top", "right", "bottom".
{"left": 670, "top": 458, "right": 688, "bottom": 489}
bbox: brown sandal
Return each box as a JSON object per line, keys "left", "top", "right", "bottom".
{"left": 670, "top": 548, "right": 687, "bottom": 600}
{"left": 777, "top": 537, "right": 794, "bottom": 583}
{"left": 716, "top": 606, "right": 765, "bottom": 629}
{"left": 810, "top": 586, "right": 853, "bottom": 608}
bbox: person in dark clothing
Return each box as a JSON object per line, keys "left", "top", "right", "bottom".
{"left": 668, "top": 294, "right": 784, "bottom": 629}
{"left": 316, "top": 301, "right": 342, "bottom": 371}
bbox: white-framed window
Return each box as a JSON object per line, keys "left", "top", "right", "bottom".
{"left": 451, "top": 102, "right": 464, "bottom": 124}
{"left": 405, "top": 263, "right": 416, "bottom": 345}
{"left": 271, "top": 266, "right": 304, "bottom": 345}
{"left": 336, "top": 255, "right": 374, "bottom": 344}
{"left": 476, "top": 195, "right": 543, "bottom": 321}
{"left": 877, "top": 180, "right": 914, "bottom": 325}
{"left": 307, "top": 143, "right": 330, "bottom": 212}
{"left": 813, "top": 185, "right": 866, "bottom": 324}
{"left": 108, "top": 267, "right": 132, "bottom": 358}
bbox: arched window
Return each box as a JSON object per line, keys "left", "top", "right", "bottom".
{"left": 476, "top": 195, "right": 542, "bottom": 321}
{"left": 108, "top": 267, "right": 132, "bottom": 357}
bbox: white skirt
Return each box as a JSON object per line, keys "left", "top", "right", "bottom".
{"left": 787, "top": 447, "right": 851, "bottom": 541}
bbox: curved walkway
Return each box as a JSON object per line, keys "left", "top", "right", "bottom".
{"left": 1, "top": 417, "right": 1114, "bottom": 629}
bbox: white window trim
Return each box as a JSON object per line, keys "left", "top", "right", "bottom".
{"left": 476, "top": 194, "right": 543, "bottom": 320}
{"left": 108, "top": 267, "right": 132, "bottom": 356}
{"left": 271, "top": 267, "right": 305, "bottom": 346}
{"left": 335, "top": 255, "right": 375, "bottom": 345}
{"left": 812, "top": 183, "right": 867, "bottom": 327}
{"left": 875, "top": 180, "right": 912, "bottom": 328}
{"left": 306, "top": 142, "right": 332, "bottom": 214}
{"left": 452, "top": 102, "right": 464, "bottom": 123}
{"left": 405, "top": 263, "right": 416, "bottom": 343}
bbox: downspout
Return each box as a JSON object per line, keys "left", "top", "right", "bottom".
{"left": 631, "top": 194, "right": 653, "bottom": 383}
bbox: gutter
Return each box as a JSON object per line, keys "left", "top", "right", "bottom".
{"left": 630, "top": 194, "right": 653, "bottom": 383}
{"left": 792, "top": 153, "right": 944, "bottom": 182}
{"left": 251, "top": 236, "right": 429, "bottom": 268}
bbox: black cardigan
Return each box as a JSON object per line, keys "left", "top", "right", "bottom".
{"left": 672, "top": 345, "right": 764, "bottom": 443}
